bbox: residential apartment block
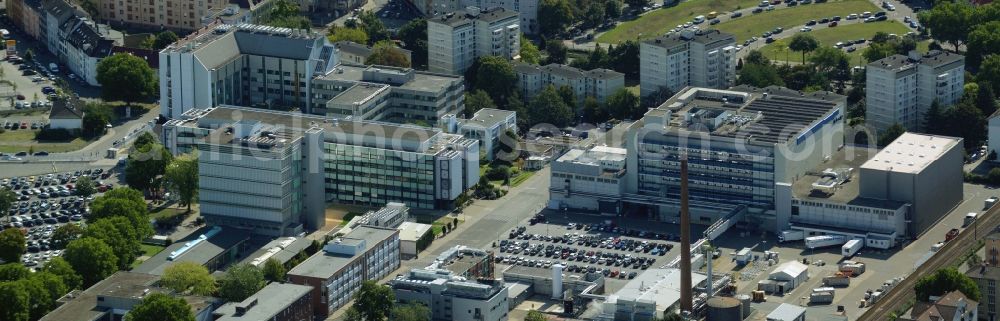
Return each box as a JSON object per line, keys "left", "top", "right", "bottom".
{"left": 6, "top": 0, "right": 43, "bottom": 40}
{"left": 288, "top": 226, "right": 400, "bottom": 318}
{"left": 61, "top": 16, "right": 123, "bottom": 86}
{"left": 410, "top": 0, "right": 537, "bottom": 34}
{"left": 428, "top": 7, "right": 520, "bottom": 75}
{"left": 639, "top": 30, "right": 736, "bottom": 97}
{"left": 440, "top": 108, "right": 517, "bottom": 160}
{"left": 162, "top": 105, "right": 480, "bottom": 218}
{"left": 967, "top": 264, "right": 1000, "bottom": 321}
{"left": 159, "top": 23, "right": 339, "bottom": 119}
{"left": 514, "top": 63, "right": 626, "bottom": 104}
{"left": 95, "top": 0, "right": 230, "bottom": 30}
{"left": 390, "top": 269, "right": 510, "bottom": 321}
{"left": 866, "top": 50, "right": 965, "bottom": 132}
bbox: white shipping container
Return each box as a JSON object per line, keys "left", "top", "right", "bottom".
{"left": 805, "top": 235, "right": 847, "bottom": 249}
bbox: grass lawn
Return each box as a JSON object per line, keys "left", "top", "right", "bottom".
{"left": 0, "top": 128, "right": 92, "bottom": 153}
{"left": 509, "top": 170, "right": 536, "bottom": 187}
{"left": 757, "top": 21, "right": 911, "bottom": 66}
{"left": 131, "top": 243, "right": 166, "bottom": 268}
{"left": 712, "top": 0, "right": 880, "bottom": 42}
{"left": 150, "top": 206, "right": 189, "bottom": 219}
{"left": 598, "top": 0, "right": 761, "bottom": 43}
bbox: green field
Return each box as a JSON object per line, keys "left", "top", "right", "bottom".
{"left": 712, "top": 0, "right": 880, "bottom": 42}
{"left": 597, "top": 0, "right": 761, "bottom": 43}
{"left": 0, "top": 128, "right": 92, "bottom": 153}
{"left": 757, "top": 21, "right": 911, "bottom": 66}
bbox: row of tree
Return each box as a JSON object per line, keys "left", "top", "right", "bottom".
{"left": 919, "top": 1, "right": 1000, "bottom": 69}
{"left": 125, "top": 132, "right": 199, "bottom": 211}
{"left": 328, "top": 14, "right": 426, "bottom": 68}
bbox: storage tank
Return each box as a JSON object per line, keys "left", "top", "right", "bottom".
{"left": 552, "top": 264, "right": 564, "bottom": 299}
{"left": 707, "top": 297, "right": 743, "bottom": 321}
{"left": 736, "top": 293, "right": 752, "bottom": 317}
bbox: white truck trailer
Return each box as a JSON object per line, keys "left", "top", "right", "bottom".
{"left": 779, "top": 230, "right": 804, "bottom": 243}
{"left": 805, "top": 235, "right": 847, "bottom": 249}
{"left": 842, "top": 239, "right": 863, "bottom": 258}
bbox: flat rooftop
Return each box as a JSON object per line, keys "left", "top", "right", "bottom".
{"left": 317, "top": 63, "right": 460, "bottom": 94}
{"left": 41, "top": 272, "right": 217, "bottom": 321}
{"left": 213, "top": 283, "right": 312, "bottom": 320}
{"left": 637, "top": 86, "right": 842, "bottom": 145}
{"left": 791, "top": 146, "right": 908, "bottom": 209}
{"left": 462, "top": 108, "right": 515, "bottom": 129}
{"left": 861, "top": 132, "right": 961, "bottom": 174}
{"left": 643, "top": 29, "right": 735, "bottom": 49}
{"left": 431, "top": 7, "right": 518, "bottom": 27}
{"left": 607, "top": 268, "right": 708, "bottom": 310}
{"left": 328, "top": 83, "right": 390, "bottom": 106}
{"left": 556, "top": 146, "right": 626, "bottom": 164}
{"left": 398, "top": 222, "right": 432, "bottom": 242}
{"left": 287, "top": 226, "right": 398, "bottom": 279}
{"left": 868, "top": 50, "right": 965, "bottom": 71}
{"left": 238, "top": 236, "right": 313, "bottom": 267}
{"left": 133, "top": 227, "right": 249, "bottom": 275}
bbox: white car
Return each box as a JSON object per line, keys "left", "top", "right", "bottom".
{"left": 800, "top": 27, "right": 812, "bottom": 32}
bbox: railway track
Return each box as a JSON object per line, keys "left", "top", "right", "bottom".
{"left": 857, "top": 201, "right": 1000, "bottom": 321}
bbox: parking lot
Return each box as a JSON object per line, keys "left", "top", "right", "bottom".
{"left": 1, "top": 167, "right": 118, "bottom": 269}
{"left": 494, "top": 214, "right": 688, "bottom": 292}
{"left": 0, "top": 55, "right": 58, "bottom": 111}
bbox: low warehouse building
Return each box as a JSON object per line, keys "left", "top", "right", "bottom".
{"left": 759, "top": 261, "right": 808, "bottom": 294}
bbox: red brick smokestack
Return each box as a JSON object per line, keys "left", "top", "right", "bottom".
{"left": 680, "top": 154, "right": 693, "bottom": 312}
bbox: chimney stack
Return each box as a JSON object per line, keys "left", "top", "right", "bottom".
{"left": 680, "top": 153, "right": 693, "bottom": 313}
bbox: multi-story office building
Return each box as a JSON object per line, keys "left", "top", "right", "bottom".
{"left": 410, "top": 0, "right": 537, "bottom": 34}
{"left": 514, "top": 63, "right": 626, "bottom": 104}
{"left": 866, "top": 50, "right": 965, "bottom": 132}
{"left": 428, "top": 7, "right": 520, "bottom": 75}
{"left": 639, "top": 30, "right": 736, "bottom": 97}
{"left": 549, "top": 146, "right": 627, "bottom": 213}
{"left": 622, "top": 86, "right": 845, "bottom": 229}
{"left": 288, "top": 226, "right": 400, "bottom": 318}
{"left": 162, "top": 105, "right": 480, "bottom": 215}
{"left": 311, "top": 63, "right": 465, "bottom": 124}
{"left": 40, "top": 272, "right": 217, "bottom": 321}
{"left": 158, "top": 23, "right": 339, "bottom": 119}
{"left": 213, "top": 283, "right": 315, "bottom": 321}
{"left": 440, "top": 108, "right": 517, "bottom": 160}
{"left": 390, "top": 269, "right": 510, "bottom": 321}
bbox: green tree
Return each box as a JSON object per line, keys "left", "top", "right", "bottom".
{"left": 586, "top": 44, "right": 610, "bottom": 70}
{"left": 977, "top": 83, "right": 998, "bottom": 116}
{"left": 391, "top": 302, "right": 431, "bottom": 321}
{"left": 358, "top": 10, "right": 389, "bottom": 44}
{"left": 353, "top": 281, "right": 395, "bottom": 321}
{"left": 344, "top": 307, "right": 364, "bottom": 321}
{"left": 625, "top": 0, "right": 650, "bottom": 8}
{"left": 0, "top": 228, "right": 26, "bottom": 263}
{"left": 582, "top": 96, "right": 605, "bottom": 123}
{"left": 86, "top": 216, "right": 142, "bottom": 270}
{"left": 557, "top": 85, "right": 577, "bottom": 108}
{"left": 0, "top": 264, "right": 29, "bottom": 281}
{"left": 464, "top": 90, "right": 496, "bottom": 118}
{"left": 604, "top": 88, "right": 641, "bottom": 120}
{"left": 20, "top": 275, "right": 56, "bottom": 319}
{"left": 808, "top": 46, "right": 849, "bottom": 73}
{"left": 165, "top": 154, "right": 199, "bottom": 212}
{"left": 30, "top": 272, "right": 68, "bottom": 304}
{"left": 0, "top": 282, "right": 29, "bottom": 321}
{"left": 924, "top": 100, "right": 946, "bottom": 135}
{"left": 51, "top": 223, "right": 84, "bottom": 249}
{"left": 539, "top": 0, "right": 574, "bottom": 36}
{"left": 96, "top": 53, "right": 157, "bottom": 107}
{"left": 608, "top": 40, "right": 640, "bottom": 79}
{"left": 63, "top": 237, "right": 118, "bottom": 287}
{"left": 520, "top": 35, "right": 542, "bottom": 64}
{"left": 134, "top": 132, "right": 157, "bottom": 149}
{"left": 967, "top": 21, "right": 1000, "bottom": 69}
{"left": 161, "top": 261, "right": 217, "bottom": 296}
{"left": 473, "top": 56, "right": 517, "bottom": 104}
{"left": 125, "top": 143, "right": 173, "bottom": 195}
{"left": 152, "top": 31, "right": 179, "bottom": 50}
{"left": 545, "top": 40, "right": 568, "bottom": 65}
{"left": 879, "top": 123, "right": 906, "bottom": 147}
{"left": 82, "top": 103, "right": 112, "bottom": 137}
{"left": 0, "top": 188, "right": 15, "bottom": 222}
{"left": 863, "top": 42, "right": 897, "bottom": 63}
{"left": 584, "top": 3, "right": 606, "bottom": 27}
{"left": 945, "top": 103, "right": 987, "bottom": 150}
{"left": 366, "top": 41, "right": 411, "bottom": 68}
{"left": 262, "top": 258, "right": 286, "bottom": 282}
{"left": 528, "top": 85, "right": 574, "bottom": 127}
{"left": 919, "top": 2, "right": 974, "bottom": 52}
{"left": 125, "top": 293, "right": 196, "bottom": 321}
{"left": 42, "top": 257, "right": 82, "bottom": 290}
{"left": 788, "top": 33, "right": 820, "bottom": 63}
{"left": 605, "top": 0, "right": 622, "bottom": 19}
{"left": 980, "top": 55, "right": 1000, "bottom": 96}
{"left": 90, "top": 187, "right": 153, "bottom": 239}
{"left": 915, "top": 267, "right": 981, "bottom": 302}
{"left": 218, "top": 263, "right": 266, "bottom": 302}
{"left": 745, "top": 50, "right": 771, "bottom": 66}
{"left": 264, "top": 0, "right": 310, "bottom": 29}
{"left": 660, "top": 312, "right": 684, "bottom": 321}
{"left": 737, "top": 63, "right": 784, "bottom": 87}
{"left": 398, "top": 19, "right": 428, "bottom": 68}
{"left": 526, "top": 310, "right": 547, "bottom": 321}
{"left": 328, "top": 27, "right": 369, "bottom": 44}
{"left": 75, "top": 176, "right": 96, "bottom": 197}
{"left": 486, "top": 165, "right": 512, "bottom": 181}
